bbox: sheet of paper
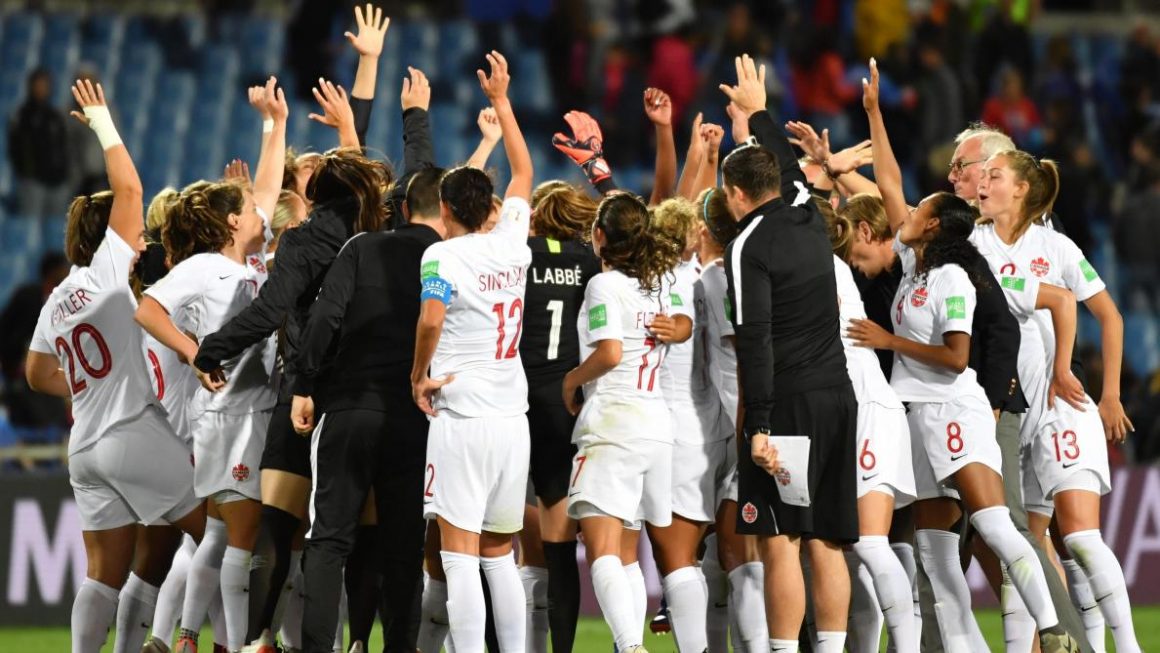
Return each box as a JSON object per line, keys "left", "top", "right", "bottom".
{"left": 769, "top": 435, "right": 811, "bottom": 507}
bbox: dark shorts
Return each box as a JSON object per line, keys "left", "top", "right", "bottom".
{"left": 735, "top": 384, "right": 859, "bottom": 543}
{"left": 526, "top": 375, "right": 578, "bottom": 505}
{"left": 259, "top": 402, "right": 312, "bottom": 478}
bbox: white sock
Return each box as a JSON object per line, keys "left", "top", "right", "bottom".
{"left": 220, "top": 545, "right": 252, "bottom": 651}
{"left": 179, "top": 516, "right": 226, "bottom": 642}
{"left": 854, "top": 536, "right": 918, "bottom": 653}
{"left": 1000, "top": 567, "right": 1037, "bottom": 653}
{"left": 769, "top": 638, "right": 799, "bottom": 652}
{"left": 335, "top": 582, "right": 347, "bottom": 652}
{"left": 815, "top": 630, "right": 847, "bottom": 653}
{"left": 278, "top": 557, "right": 305, "bottom": 649}
{"left": 1061, "top": 558, "right": 1106, "bottom": 653}
{"left": 151, "top": 537, "right": 193, "bottom": 647}
{"left": 728, "top": 562, "right": 767, "bottom": 653}
{"left": 271, "top": 549, "right": 303, "bottom": 635}
{"left": 663, "top": 566, "right": 709, "bottom": 653}
{"left": 73, "top": 578, "right": 119, "bottom": 653}
{"left": 208, "top": 593, "right": 227, "bottom": 647}
{"left": 114, "top": 573, "right": 159, "bottom": 653}
{"left": 1063, "top": 530, "right": 1140, "bottom": 653}
{"left": 915, "top": 529, "right": 988, "bottom": 652}
{"left": 591, "top": 555, "right": 640, "bottom": 652}
{"left": 442, "top": 552, "right": 485, "bottom": 653}
{"left": 481, "top": 555, "right": 527, "bottom": 653}
{"left": 624, "top": 561, "right": 647, "bottom": 634}
{"left": 844, "top": 552, "right": 882, "bottom": 653}
{"left": 701, "top": 536, "right": 729, "bottom": 653}
{"left": 890, "top": 541, "right": 922, "bottom": 639}
{"left": 418, "top": 576, "right": 451, "bottom": 653}
{"left": 520, "top": 566, "right": 549, "bottom": 653}
{"left": 969, "top": 507, "right": 1058, "bottom": 630}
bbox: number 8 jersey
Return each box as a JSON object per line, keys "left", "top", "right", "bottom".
{"left": 420, "top": 197, "right": 533, "bottom": 418}
{"left": 30, "top": 229, "right": 161, "bottom": 456}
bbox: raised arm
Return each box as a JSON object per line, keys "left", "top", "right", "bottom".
{"left": 70, "top": 80, "right": 142, "bottom": 246}
{"left": 692, "top": 122, "right": 724, "bottom": 198}
{"left": 675, "top": 112, "right": 705, "bottom": 200}
{"left": 466, "top": 107, "right": 502, "bottom": 169}
{"left": 863, "top": 59, "right": 907, "bottom": 235}
{"left": 644, "top": 87, "right": 677, "bottom": 204}
{"left": 309, "top": 78, "right": 358, "bottom": 149}
{"left": 399, "top": 66, "right": 434, "bottom": 176}
{"left": 720, "top": 55, "right": 805, "bottom": 199}
{"left": 344, "top": 3, "right": 389, "bottom": 146}
{"left": 553, "top": 111, "right": 617, "bottom": 195}
{"left": 784, "top": 120, "right": 876, "bottom": 197}
{"left": 477, "top": 51, "right": 532, "bottom": 201}
{"left": 254, "top": 77, "right": 288, "bottom": 222}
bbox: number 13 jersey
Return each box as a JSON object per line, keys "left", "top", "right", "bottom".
{"left": 421, "top": 197, "right": 533, "bottom": 418}
{"left": 30, "top": 229, "right": 161, "bottom": 456}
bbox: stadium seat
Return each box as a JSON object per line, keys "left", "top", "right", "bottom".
{"left": 1124, "top": 312, "right": 1160, "bottom": 376}
{"left": 240, "top": 17, "right": 283, "bottom": 79}
{"left": 40, "top": 216, "right": 67, "bottom": 252}
{"left": 0, "top": 218, "right": 41, "bottom": 256}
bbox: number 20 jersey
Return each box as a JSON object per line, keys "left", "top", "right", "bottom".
{"left": 30, "top": 229, "right": 161, "bottom": 456}
{"left": 421, "top": 197, "right": 533, "bottom": 418}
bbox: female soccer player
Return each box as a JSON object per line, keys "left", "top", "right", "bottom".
{"left": 135, "top": 76, "right": 287, "bottom": 653}
{"left": 848, "top": 59, "right": 1079, "bottom": 653}
{"left": 559, "top": 192, "right": 688, "bottom": 653}
{"left": 974, "top": 150, "right": 1141, "bottom": 652}
{"left": 826, "top": 201, "right": 920, "bottom": 653}
{"left": 24, "top": 79, "right": 206, "bottom": 653}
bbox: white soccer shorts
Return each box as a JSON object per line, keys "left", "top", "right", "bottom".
{"left": 1021, "top": 395, "right": 1111, "bottom": 517}
{"left": 567, "top": 434, "right": 673, "bottom": 529}
{"left": 190, "top": 409, "right": 270, "bottom": 502}
{"left": 856, "top": 401, "right": 917, "bottom": 507}
{"left": 908, "top": 395, "right": 1001, "bottom": 501}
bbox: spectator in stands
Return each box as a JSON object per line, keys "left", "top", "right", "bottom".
{"left": 0, "top": 251, "right": 70, "bottom": 431}
{"left": 788, "top": 27, "right": 858, "bottom": 148}
{"left": 1114, "top": 162, "right": 1160, "bottom": 314}
{"left": 974, "top": 0, "right": 1034, "bottom": 105}
{"left": 66, "top": 67, "right": 109, "bottom": 198}
{"left": 1052, "top": 140, "right": 1103, "bottom": 256}
{"left": 981, "top": 67, "right": 1041, "bottom": 147}
{"left": 915, "top": 26, "right": 964, "bottom": 158}
{"left": 6, "top": 68, "right": 70, "bottom": 219}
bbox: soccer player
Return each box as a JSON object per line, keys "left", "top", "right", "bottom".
{"left": 24, "top": 79, "right": 205, "bottom": 653}
{"left": 410, "top": 50, "right": 534, "bottom": 653}
{"left": 135, "top": 76, "right": 287, "bottom": 653}
{"left": 974, "top": 150, "right": 1141, "bottom": 652}
{"left": 518, "top": 184, "right": 601, "bottom": 653}
{"left": 560, "top": 192, "right": 689, "bottom": 653}
{"left": 848, "top": 59, "right": 1079, "bottom": 653}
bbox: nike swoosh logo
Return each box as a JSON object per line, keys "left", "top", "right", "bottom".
{"left": 569, "top": 490, "right": 581, "bottom": 497}
{"left": 951, "top": 453, "right": 967, "bottom": 461}
{"left": 1080, "top": 604, "right": 1100, "bottom": 612}
{"left": 218, "top": 275, "right": 233, "bottom": 280}
{"left": 1062, "top": 462, "right": 1078, "bottom": 469}
{"left": 713, "top": 601, "right": 728, "bottom": 608}
{"left": 862, "top": 474, "right": 879, "bottom": 481}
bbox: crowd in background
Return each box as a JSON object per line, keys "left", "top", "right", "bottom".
{"left": 3, "top": 0, "right": 1160, "bottom": 467}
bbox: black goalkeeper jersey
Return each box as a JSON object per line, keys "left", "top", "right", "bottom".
{"left": 519, "top": 236, "right": 602, "bottom": 380}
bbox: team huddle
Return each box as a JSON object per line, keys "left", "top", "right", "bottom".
{"left": 24, "top": 5, "right": 1143, "bottom": 653}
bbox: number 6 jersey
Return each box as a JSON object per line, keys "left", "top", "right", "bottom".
{"left": 30, "top": 229, "right": 161, "bottom": 456}
{"left": 420, "top": 196, "right": 533, "bottom": 418}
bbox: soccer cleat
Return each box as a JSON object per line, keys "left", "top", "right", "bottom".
{"left": 348, "top": 642, "right": 365, "bottom": 653}
{"left": 173, "top": 636, "right": 196, "bottom": 653}
{"left": 141, "top": 637, "right": 171, "bottom": 653}
{"left": 239, "top": 629, "right": 277, "bottom": 653}
{"left": 1039, "top": 628, "right": 1081, "bottom": 653}
{"left": 212, "top": 645, "right": 229, "bottom": 653}
{"left": 648, "top": 598, "right": 671, "bottom": 635}
{"left": 622, "top": 647, "right": 650, "bottom": 653}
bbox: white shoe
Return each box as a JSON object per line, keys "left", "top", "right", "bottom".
{"left": 622, "top": 647, "right": 650, "bottom": 653}
{"left": 141, "top": 637, "right": 171, "bottom": 653}
{"left": 348, "top": 643, "right": 365, "bottom": 653}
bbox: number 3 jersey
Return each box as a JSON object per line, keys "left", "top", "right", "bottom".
{"left": 30, "top": 229, "right": 161, "bottom": 456}
{"left": 575, "top": 269, "right": 692, "bottom": 442}
{"left": 421, "top": 197, "right": 533, "bottom": 418}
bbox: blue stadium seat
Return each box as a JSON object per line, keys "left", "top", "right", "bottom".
{"left": 41, "top": 216, "right": 67, "bottom": 252}
{"left": 512, "top": 50, "right": 551, "bottom": 114}
{"left": 2, "top": 12, "right": 44, "bottom": 50}
{"left": 240, "top": 18, "right": 283, "bottom": 78}
{"left": 398, "top": 21, "right": 438, "bottom": 75}
{"left": 0, "top": 218, "right": 42, "bottom": 253}
{"left": 1124, "top": 312, "right": 1160, "bottom": 376}
{"left": 184, "top": 131, "right": 225, "bottom": 183}
{"left": 83, "top": 14, "right": 125, "bottom": 50}
{"left": 199, "top": 46, "right": 239, "bottom": 82}
{"left": 0, "top": 253, "right": 31, "bottom": 306}
{"left": 430, "top": 103, "right": 468, "bottom": 136}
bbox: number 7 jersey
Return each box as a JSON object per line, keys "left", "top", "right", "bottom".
{"left": 30, "top": 229, "right": 161, "bottom": 456}
{"left": 421, "top": 197, "right": 533, "bottom": 418}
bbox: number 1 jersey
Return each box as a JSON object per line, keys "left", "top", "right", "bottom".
{"left": 519, "top": 236, "right": 601, "bottom": 380}
{"left": 30, "top": 229, "right": 161, "bottom": 456}
{"left": 421, "top": 197, "right": 533, "bottom": 418}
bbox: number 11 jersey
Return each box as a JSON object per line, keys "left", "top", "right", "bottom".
{"left": 420, "top": 197, "right": 533, "bottom": 418}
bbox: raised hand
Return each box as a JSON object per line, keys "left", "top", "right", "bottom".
{"left": 344, "top": 3, "right": 390, "bottom": 58}
{"left": 643, "top": 87, "right": 672, "bottom": 127}
{"left": 223, "top": 159, "right": 252, "bottom": 187}
{"left": 308, "top": 78, "right": 353, "bottom": 131}
{"left": 687, "top": 112, "right": 705, "bottom": 155}
{"left": 725, "top": 102, "right": 751, "bottom": 144}
{"left": 477, "top": 107, "right": 502, "bottom": 144}
{"left": 700, "top": 122, "right": 725, "bottom": 154}
{"left": 862, "top": 57, "right": 880, "bottom": 114}
{"left": 262, "top": 76, "right": 289, "bottom": 123}
{"left": 400, "top": 66, "right": 431, "bottom": 112}
{"left": 785, "top": 120, "right": 830, "bottom": 162}
{"left": 719, "top": 54, "right": 766, "bottom": 118}
{"left": 552, "top": 110, "right": 611, "bottom": 184}
{"left": 68, "top": 78, "right": 107, "bottom": 126}
{"left": 248, "top": 85, "right": 270, "bottom": 120}
{"left": 828, "top": 140, "right": 874, "bottom": 176}
{"left": 476, "top": 50, "right": 511, "bottom": 103}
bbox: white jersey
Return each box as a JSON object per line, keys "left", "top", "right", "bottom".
{"left": 420, "top": 197, "right": 533, "bottom": 418}
{"left": 143, "top": 330, "right": 197, "bottom": 443}
{"left": 661, "top": 258, "right": 724, "bottom": 442}
{"left": 29, "top": 229, "right": 161, "bottom": 456}
{"left": 890, "top": 237, "right": 988, "bottom": 403}
{"left": 145, "top": 252, "right": 278, "bottom": 416}
{"left": 833, "top": 256, "right": 901, "bottom": 408}
{"left": 697, "top": 259, "right": 739, "bottom": 427}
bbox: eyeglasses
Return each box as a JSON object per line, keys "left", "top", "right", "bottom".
{"left": 948, "top": 158, "right": 985, "bottom": 174}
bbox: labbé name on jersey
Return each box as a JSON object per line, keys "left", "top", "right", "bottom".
{"left": 478, "top": 266, "right": 527, "bottom": 292}
{"left": 51, "top": 289, "right": 95, "bottom": 326}
{"left": 531, "top": 265, "right": 585, "bottom": 287}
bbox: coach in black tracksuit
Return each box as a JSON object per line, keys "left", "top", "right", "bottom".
{"left": 722, "top": 104, "right": 859, "bottom": 646}
{"left": 291, "top": 167, "right": 445, "bottom": 653}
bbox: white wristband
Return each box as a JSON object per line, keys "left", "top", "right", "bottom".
{"left": 82, "top": 106, "right": 122, "bottom": 150}
{"left": 262, "top": 118, "right": 274, "bottom": 133}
